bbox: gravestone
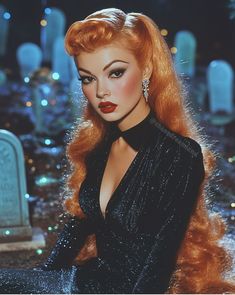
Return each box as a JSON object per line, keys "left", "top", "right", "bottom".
{"left": 52, "top": 36, "right": 71, "bottom": 84}
{"left": 207, "top": 60, "right": 234, "bottom": 114}
{"left": 0, "top": 129, "right": 32, "bottom": 242}
{"left": 31, "top": 85, "right": 49, "bottom": 134}
{"left": 174, "top": 30, "right": 197, "bottom": 77}
{"left": 0, "top": 69, "right": 7, "bottom": 85}
{"left": 41, "top": 7, "right": 66, "bottom": 62}
{"left": 0, "top": 5, "right": 10, "bottom": 57}
{"left": 16, "top": 43, "right": 42, "bottom": 79}
{"left": 30, "top": 68, "right": 67, "bottom": 136}
{"left": 31, "top": 81, "right": 56, "bottom": 135}
{"left": 0, "top": 130, "right": 45, "bottom": 251}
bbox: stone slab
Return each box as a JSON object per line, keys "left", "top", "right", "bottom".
{"left": 0, "top": 227, "right": 46, "bottom": 252}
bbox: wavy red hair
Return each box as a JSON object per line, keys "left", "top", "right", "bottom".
{"left": 62, "top": 8, "right": 235, "bottom": 293}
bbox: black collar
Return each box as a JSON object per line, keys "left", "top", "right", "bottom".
{"left": 108, "top": 109, "right": 156, "bottom": 151}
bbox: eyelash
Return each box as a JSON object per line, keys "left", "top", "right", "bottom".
{"left": 78, "top": 68, "right": 126, "bottom": 85}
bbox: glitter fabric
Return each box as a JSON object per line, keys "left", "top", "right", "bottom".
{"left": 0, "top": 110, "right": 205, "bottom": 294}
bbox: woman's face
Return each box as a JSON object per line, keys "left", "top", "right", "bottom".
{"left": 75, "top": 44, "right": 146, "bottom": 122}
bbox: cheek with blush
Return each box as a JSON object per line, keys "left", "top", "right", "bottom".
{"left": 111, "top": 71, "right": 142, "bottom": 101}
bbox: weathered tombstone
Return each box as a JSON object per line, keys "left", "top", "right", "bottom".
{"left": 31, "top": 84, "right": 50, "bottom": 134}
{"left": 193, "top": 80, "right": 207, "bottom": 112}
{"left": 0, "top": 130, "right": 45, "bottom": 251}
{"left": 0, "top": 5, "right": 10, "bottom": 57}
{"left": 174, "top": 30, "right": 197, "bottom": 77}
{"left": 52, "top": 36, "right": 71, "bottom": 84}
{"left": 41, "top": 7, "right": 66, "bottom": 62}
{"left": 16, "top": 43, "right": 42, "bottom": 79}
{"left": 207, "top": 60, "right": 234, "bottom": 114}
{"left": 0, "top": 129, "right": 32, "bottom": 242}
{"left": 0, "top": 69, "right": 7, "bottom": 85}
{"left": 30, "top": 80, "right": 56, "bottom": 134}
{"left": 30, "top": 68, "right": 66, "bottom": 136}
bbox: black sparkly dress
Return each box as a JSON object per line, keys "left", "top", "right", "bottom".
{"left": 0, "top": 110, "right": 205, "bottom": 294}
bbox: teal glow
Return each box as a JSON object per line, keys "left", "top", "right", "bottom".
{"left": 35, "top": 175, "right": 59, "bottom": 187}
{"left": 41, "top": 99, "right": 48, "bottom": 106}
{"left": 41, "top": 84, "right": 51, "bottom": 95}
{"left": 45, "top": 139, "right": 51, "bottom": 145}
{"left": 36, "top": 249, "right": 43, "bottom": 255}
{"left": 52, "top": 72, "right": 60, "bottom": 80}
{"left": 44, "top": 8, "right": 51, "bottom": 15}
{"left": 3, "top": 12, "right": 11, "bottom": 20}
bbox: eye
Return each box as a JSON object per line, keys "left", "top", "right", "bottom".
{"left": 109, "top": 68, "right": 126, "bottom": 78}
{"left": 78, "top": 76, "right": 95, "bottom": 85}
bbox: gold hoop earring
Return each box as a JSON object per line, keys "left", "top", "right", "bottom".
{"left": 142, "top": 78, "right": 150, "bottom": 103}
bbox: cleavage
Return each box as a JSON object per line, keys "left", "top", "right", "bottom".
{"left": 99, "top": 140, "right": 139, "bottom": 219}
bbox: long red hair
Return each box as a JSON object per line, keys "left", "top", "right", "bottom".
{"left": 62, "top": 8, "right": 235, "bottom": 293}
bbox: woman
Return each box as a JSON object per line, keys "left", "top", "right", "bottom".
{"left": 1, "top": 7, "right": 235, "bottom": 294}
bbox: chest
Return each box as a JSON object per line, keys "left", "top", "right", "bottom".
{"left": 78, "top": 141, "right": 161, "bottom": 234}
{"left": 99, "top": 143, "right": 139, "bottom": 219}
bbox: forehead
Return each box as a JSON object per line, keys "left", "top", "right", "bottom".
{"left": 75, "top": 44, "right": 138, "bottom": 68}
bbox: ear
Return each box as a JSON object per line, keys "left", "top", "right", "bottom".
{"left": 142, "top": 62, "right": 153, "bottom": 80}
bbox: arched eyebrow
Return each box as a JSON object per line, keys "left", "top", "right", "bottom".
{"left": 77, "top": 59, "right": 129, "bottom": 75}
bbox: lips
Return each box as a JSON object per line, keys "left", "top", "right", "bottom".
{"left": 98, "top": 101, "right": 117, "bottom": 113}
{"left": 98, "top": 101, "right": 117, "bottom": 108}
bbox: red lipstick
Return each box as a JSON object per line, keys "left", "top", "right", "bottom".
{"left": 98, "top": 101, "right": 117, "bottom": 113}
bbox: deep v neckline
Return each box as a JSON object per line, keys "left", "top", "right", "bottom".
{"left": 98, "top": 140, "right": 145, "bottom": 221}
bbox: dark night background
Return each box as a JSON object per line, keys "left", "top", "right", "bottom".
{"left": 0, "top": 0, "right": 234, "bottom": 71}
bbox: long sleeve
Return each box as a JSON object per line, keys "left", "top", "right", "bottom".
{"left": 37, "top": 215, "right": 95, "bottom": 271}
{"left": 132, "top": 141, "right": 205, "bottom": 294}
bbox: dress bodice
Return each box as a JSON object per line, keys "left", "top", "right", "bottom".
{"left": 40, "top": 110, "right": 205, "bottom": 293}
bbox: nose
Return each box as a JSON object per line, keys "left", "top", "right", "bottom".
{"left": 96, "top": 80, "right": 111, "bottom": 98}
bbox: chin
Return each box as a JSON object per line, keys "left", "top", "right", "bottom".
{"left": 101, "top": 114, "right": 119, "bottom": 121}
{"left": 99, "top": 112, "right": 122, "bottom": 123}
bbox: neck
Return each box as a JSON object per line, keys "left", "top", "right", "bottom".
{"left": 108, "top": 107, "right": 156, "bottom": 151}
{"left": 116, "top": 103, "right": 151, "bottom": 132}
